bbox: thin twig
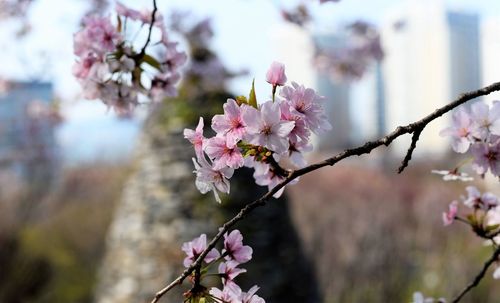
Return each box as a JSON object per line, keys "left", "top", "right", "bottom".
{"left": 451, "top": 246, "right": 500, "bottom": 303}
{"left": 150, "top": 81, "right": 500, "bottom": 303}
{"left": 139, "top": 0, "right": 158, "bottom": 57}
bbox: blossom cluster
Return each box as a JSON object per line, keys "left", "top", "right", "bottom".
{"left": 181, "top": 230, "right": 265, "bottom": 303}
{"left": 184, "top": 61, "right": 331, "bottom": 203}
{"left": 433, "top": 101, "right": 500, "bottom": 291}
{"left": 440, "top": 101, "right": 500, "bottom": 177}
{"left": 442, "top": 186, "right": 500, "bottom": 279}
{"left": 73, "top": 2, "right": 186, "bottom": 116}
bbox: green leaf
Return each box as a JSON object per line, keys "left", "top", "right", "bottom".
{"left": 143, "top": 54, "right": 162, "bottom": 71}
{"left": 248, "top": 79, "right": 258, "bottom": 108}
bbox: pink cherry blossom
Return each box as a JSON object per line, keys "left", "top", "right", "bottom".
{"left": 471, "top": 141, "right": 500, "bottom": 176}
{"left": 463, "top": 186, "right": 498, "bottom": 210}
{"left": 431, "top": 169, "right": 473, "bottom": 182}
{"left": 286, "top": 140, "right": 313, "bottom": 168}
{"left": 115, "top": 2, "right": 142, "bottom": 20}
{"left": 442, "top": 201, "right": 458, "bottom": 226}
{"left": 279, "top": 101, "right": 310, "bottom": 144}
{"left": 209, "top": 284, "right": 241, "bottom": 302}
{"left": 149, "top": 72, "right": 181, "bottom": 102}
{"left": 72, "top": 53, "right": 100, "bottom": 80}
{"left": 265, "top": 61, "right": 287, "bottom": 87}
{"left": 223, "top": 230, "right": 253, "bottom": 264}
{"left": 280, "top": 82, "right": 331, "bottom": 134}
{"left": 219, "top": 260, "right": 247, "bottom": 286}
{"left": 212, "top": 99, "right": 248, "bottom": 147}
{"left": 240, "top": 285, "right": 266, "bottom": 303}
{"left": 74, "top": 16, "right": 121, "bottom": 57}
{"left": 243, "top": 101, "right": 295, "bottom": 155}
{"left": 192, "top": 157, "right": 234, "bottom": 203}
{"left": 205, "top": 136, "right": 244, "bottom": 169}
{"left": 181, "top": 234, "right": 220, "bottom": 267}
{"left": 440, "top": 107, "right": 475, "bottom": 153}
{"left": 470, "top": 101, "right": 500, "bottom": 141}
{"left": 161, "top": 44, "right": 188, "bottom": 71}
{"left": 184, "top": 117, "right": 205, "bottom": 159}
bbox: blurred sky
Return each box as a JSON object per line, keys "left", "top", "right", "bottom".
{"left": 0, "top": 0, "right": 499, "bottom": 163}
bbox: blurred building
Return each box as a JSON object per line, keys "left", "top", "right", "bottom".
{"left": 481, "top": 19, "right": 500, "bottom": 104}
{"left": 381, "top": 1, "right": 481, "bottom": 156}
{"left": 0, "top": 81, "right": 59, "bottom": 191}
{"left": 313, "top": 33, "right": 352, "bottom": 150}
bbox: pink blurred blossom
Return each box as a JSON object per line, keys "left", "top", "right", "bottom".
{"left": 181, "top": 234, "right": 220, "bottom": 267}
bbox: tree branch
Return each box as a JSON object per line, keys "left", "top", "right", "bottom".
{"left": 139, "top": 0, "right": 158, "bottom": 57}
{"left": 451, "top": 245, "right": 500, "bottom": 303}
{"left": 150, "top": 81, "right": 500, "bottom": 303}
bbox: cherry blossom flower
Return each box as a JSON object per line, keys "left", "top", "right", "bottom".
{"left": 280, "top": 82, "right": 331, "bottom": 134}
{"left": 149, "top": 72, "right": 182, "bottom": 102}
{"left": 471, "top": 141, "right": 500, "bottom": 176}
{"left": 265, "top": 61, "right": 287, "bottom": 87}
{"left": 74, "top": 16, "right": 121, "bottom": 56}
{"left": 279, "top": 101, "right": 310, "bottom": 144}
{"left": 442, "top": 201, "right": 458, "bottom": 226}
{"left": 205, "top": 136, "right": 244, "bottom": 169}
{"left": 463, "top": 186, "right": 498, "bottom": 210}
{"left": 469, "top": 101, "right": 500, "bottom": 141}
{"left": 181, "top": 234, "right": 220, "bottom": 267}
{"left": 239, "top": 285, "right": 266, "bottom": 303}
{"left": 192, "top": 157, "right": 234, "bottom": 203}
{"left": 440, "top": 107, "right": 475, "bottom": 153}
{"left": 219, "top": 260, "right": 247, "bottom": 287}
{"left": 115, "top": 1, "right": 141, "bottom": 20}
{"left": 209, "top": 284, "right": 241, "bottom": 302}
{"left": 212, "top": 99, "right": 248, "bottom": 147}
{"left": 252, "top": 161, "right": 286, "bottom": 197}
{"left": 431, "top": 169, "right": 473, "bottom": 182}
{"left": 184, "top": 117, "right": 205, "bottom": 159}
{"left": 223, "top": 230, "right": 253, "bottom": 264}
{"left": 243, "top": 101, "right": 295, "bottom": 155}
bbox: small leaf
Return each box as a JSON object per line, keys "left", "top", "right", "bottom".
{"left": 248, "top": 79, "right": 258, "bottom": 108}
{"left": 143, "top": 54, "right": 162, "bottom": 71}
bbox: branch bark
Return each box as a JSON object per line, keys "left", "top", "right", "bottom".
{"left": 150, "top": 81, "right": 500, "bottom": 303}
{"left": 451, "top": 245, "right": 500, "bottom": 303}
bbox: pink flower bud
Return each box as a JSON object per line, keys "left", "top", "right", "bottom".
{"left": 442, "top": 201, "right": 458, "bottom": 226}
{"left": 265, "top": 61, "right": 287, "bottom": 87}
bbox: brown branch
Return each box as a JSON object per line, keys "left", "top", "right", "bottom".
{"left": 139, "top": 0, "right": 158, "bottom": 57}
{"left": 451, "top": 245, "right": 500, "bottom": 303}
{"left": 398, "top": 127, "right": 422, "bottom": 173}
{"left": 150, "top": 81, "right": 500, "bottom": 303}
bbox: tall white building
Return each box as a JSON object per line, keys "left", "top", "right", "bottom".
{"left": 481, "top": 19, "right": 500, "bottom": 104}
{"left": 381, "top": 0, "right": 481, "bottom": 156}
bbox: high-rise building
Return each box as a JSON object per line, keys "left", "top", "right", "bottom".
{"left": 0, "top": 81, "right": 59, "bottom": 188}
{"left": 381, "top": 0, "right": 481, "bottom": 156}
{"left": 313, "top": 32, "right": 352, "bottom": 150}
{"left": 481, "top": 19, "right": 500, "bottom": 104}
